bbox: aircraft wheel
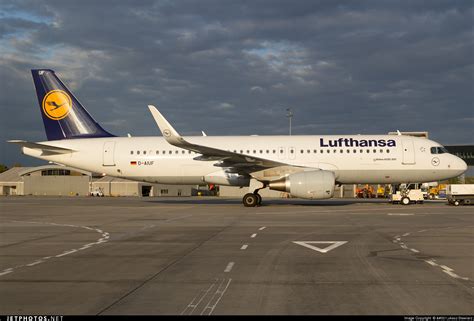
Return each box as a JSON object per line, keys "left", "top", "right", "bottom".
{"left": 255, "top": 193, "right": 262, "bottom": 206}
{"left": 243, "top": 193, "right": 258, "bottom": 207}
{"left": 401, "top": 196, "right": 410, "bottom": 205}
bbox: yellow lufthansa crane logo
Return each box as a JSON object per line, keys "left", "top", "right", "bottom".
{"left": 42, "top": 90, "right": 72, "bottom": 120}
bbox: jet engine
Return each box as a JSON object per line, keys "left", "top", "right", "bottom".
{"left": 268, "top": 170, "right": 335, "bottom": 199}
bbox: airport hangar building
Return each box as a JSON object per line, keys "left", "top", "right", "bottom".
{"left": 0, "top": 144, "right": 472, "bottom": 197}
{"left": 0, "top": 165, "right": 194, "bottom": 197}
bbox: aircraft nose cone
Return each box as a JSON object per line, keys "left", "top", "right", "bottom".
{"left": 454, "top": 157, "right": 468, "bottom": 175}
{"left": 459, "top": 158, "right": 468, "bottom": 172}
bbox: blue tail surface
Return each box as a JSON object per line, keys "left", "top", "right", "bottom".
{"left": 31, "top": 69, "right": 114, "bottom": 140}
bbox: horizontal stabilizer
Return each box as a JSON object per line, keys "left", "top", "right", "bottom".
{"left": 8, "top": 140, "right": 75, "bottom": 155}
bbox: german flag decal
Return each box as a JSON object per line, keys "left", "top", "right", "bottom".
{"left": 130, "top": 161, "right": 137, "bottom": 165}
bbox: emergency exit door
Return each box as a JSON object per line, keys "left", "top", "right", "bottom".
{"left": 103, "top": 141, "right": 116, "bottom": 166}
{"left": 402, "top": 140, "right": 415, "bottom": 165}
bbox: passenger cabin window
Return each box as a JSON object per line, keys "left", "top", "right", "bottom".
{"left": 131, "top": 151, "right": 134, "bottom": 155}
{"left": 431, "top": 146, "right": 448, "bottom": 154}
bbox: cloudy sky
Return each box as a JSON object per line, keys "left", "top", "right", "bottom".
{"left": 0, "top": 0, "right": 473, "bottom": 166}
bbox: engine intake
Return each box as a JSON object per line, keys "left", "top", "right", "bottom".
{"left": 268, "top": 170, "right": 335, "bottom": 199}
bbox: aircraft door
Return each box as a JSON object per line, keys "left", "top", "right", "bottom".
{"left": 402, "top": 140, "right": 415, "bottom": 165}
{"left": 103, "top": 141, "right": 116, "bottom": 166}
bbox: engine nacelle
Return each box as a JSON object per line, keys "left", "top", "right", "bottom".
{"left": 268, "top": 170, "right": 335, "bottom": 199}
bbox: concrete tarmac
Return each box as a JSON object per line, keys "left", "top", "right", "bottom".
{"left": 0, "top": 196, "right": 472, "bottom": 315}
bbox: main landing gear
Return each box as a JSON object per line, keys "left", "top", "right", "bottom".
{"left": 243, "top": 192, "right": 262, "bottom": 207}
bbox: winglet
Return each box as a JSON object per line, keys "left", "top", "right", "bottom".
{"left": 148, "top": 105, "right": 185, "bottom": 145}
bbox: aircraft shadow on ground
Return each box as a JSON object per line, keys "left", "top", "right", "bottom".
{"left": 145, "top": 198, "right": 393, "bottom": 206}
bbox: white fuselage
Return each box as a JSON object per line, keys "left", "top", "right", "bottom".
{"left": 23, "top": 135, "right": 467, "bottom": 185}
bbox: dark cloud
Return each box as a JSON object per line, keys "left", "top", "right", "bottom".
{"left": 0, "top": 0, "right": 473, "bottom": 166}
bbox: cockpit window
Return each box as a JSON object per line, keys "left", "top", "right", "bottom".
{"left": 430, "top": 146, "right": 449, "bottom": 154}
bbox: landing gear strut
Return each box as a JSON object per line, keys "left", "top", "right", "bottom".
{"left": 242, "top": 191, "right": 263, "bottom": 207}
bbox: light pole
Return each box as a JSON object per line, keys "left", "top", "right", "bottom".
{"left": 286, "top": 108, "right": 293, "bottom": 135}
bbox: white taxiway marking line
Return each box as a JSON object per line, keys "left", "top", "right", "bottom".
{"left": 388, "top": 213, "right": 414, "bottom": 216}
{"left": 224, "top": 262, "right": 235, "bottom": 273}
{"left": 259, "top": 226, "right": 266, "bottom": 231}
{"left": 240, "top": 245, "right": 248, "bottom": 250}
{"left": 425, "top": 260, "right": 438, "bottom": 266}
{"left": 395, "top": 229, "right": 471, "bottom": 282}
{"left": 251, "top": 233, "right": 257, "bottom": 238}
{"left": 1, "top": 220, "right": 111, "bottom": 277}
{"left": 26, "top": 260, "right": 43, "bottom": 267}
{"left": 443, "top": 270, "right": 468, "bottom": 280}
{"left": 201, "top": 279, "right": 232, "bottom": 315}
{"left": 440, "top": 265, "right": 453, "bottom": 272}
{"left": 56, "top": 250, "right": 76, "bottom": 258}
{"left": 181, "top": 280, "right": 218, "bottom": 315}
{"left": 293, "top": 241, "right": 348, "bottom": 254}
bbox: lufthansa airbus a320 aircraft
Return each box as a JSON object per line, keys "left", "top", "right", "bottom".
{"left": 10, "top": 69, "right": 467, "bottom": 206}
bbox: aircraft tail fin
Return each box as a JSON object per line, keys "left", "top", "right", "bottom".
{"left": 31, "top": 69, "right": 114, "bottom": 141}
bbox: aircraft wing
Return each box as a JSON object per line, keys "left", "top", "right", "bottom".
{"left": 148, "top": 105, "right": 293, "bottom": 174}
{"left": 8, "top": 140, "right": 76, "bottom": 155}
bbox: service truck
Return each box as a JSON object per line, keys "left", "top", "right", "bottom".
{"left": 447, "top": 184, "right": 474, "bottom": 206}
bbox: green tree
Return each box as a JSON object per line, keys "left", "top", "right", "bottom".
{"left": 0, "top": 164, "right": 8, "bottom": 173}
